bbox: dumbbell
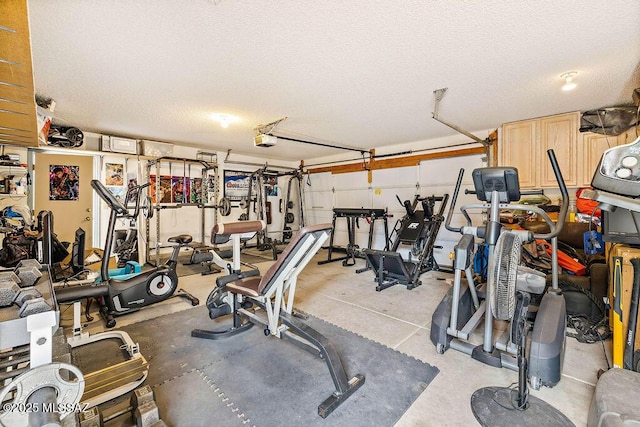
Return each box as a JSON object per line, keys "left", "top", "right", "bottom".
{"left": 0, "top": 259, "right": 43, "bottom": 289}
{"left": 16, "top": 259, "right": 43, "bottom": 288}
{"left": 131, "top": 386, "right": 167, "bottom": 427}
{"left": 77, "top": 406, "right": 103, "bottom": 427}
{"left": 0, "top": 280, "right": 51, "bottom": 317}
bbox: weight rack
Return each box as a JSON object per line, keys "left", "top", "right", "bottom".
{"left": 145, "top": 156, "right": 219, "bottom": 266}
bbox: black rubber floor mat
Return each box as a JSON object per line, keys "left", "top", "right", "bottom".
{"left": 118, "top": 305, "right": 438, "bottom": 426}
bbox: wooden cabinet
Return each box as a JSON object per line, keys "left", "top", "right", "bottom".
{"left": 501, "top": 120, "right": 537, "bottom": 188}
{"left": 539, "top": 113, "right": 579, "bottom": 187}
{"left": 502, "top": 112, "right": 579, "bottom": 188}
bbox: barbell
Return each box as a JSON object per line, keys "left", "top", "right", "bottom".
{"left": 142, "top": 197, "right": 233, "bottom": 218}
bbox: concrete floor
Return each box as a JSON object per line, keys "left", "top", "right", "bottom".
{"left": 60, "top": 251, "right": 608, "bottom": 426}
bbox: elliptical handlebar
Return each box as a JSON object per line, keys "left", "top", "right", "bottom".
{"left": 444, "top": 149, "right": 568, "bottom": 239}
{"left": 445, "top": 168, "right": 465, "bottom": 233}
{"left": 532, "top": 149, "right": 569, "bottom": 240}
{"left": 92, "top": 179, "right": 150, "bottom": 220}
{"left": 91, "top": 180, "right": 128, "bottom": 215}
{"left": 464, "top": 189, "right": 543, "bottom": 196}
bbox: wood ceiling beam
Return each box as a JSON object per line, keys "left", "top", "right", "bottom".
{"left": 306, "top": 146, "right": 485, "bottom": 175}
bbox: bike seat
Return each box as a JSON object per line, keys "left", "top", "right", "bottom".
{"left": 168, "top": 234, "right": 193, "bottom": 245}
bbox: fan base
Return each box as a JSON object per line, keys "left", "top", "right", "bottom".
{"left": 470, "top": 386, "right": 575, "bottom": 427}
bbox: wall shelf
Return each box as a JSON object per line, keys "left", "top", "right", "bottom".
{"left": 0, "top": 165, "right": 27, "bottom": 179}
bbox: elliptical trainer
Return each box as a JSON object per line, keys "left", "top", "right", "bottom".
{"left": 429, "top": 150, "right": 572, "bottom": 424}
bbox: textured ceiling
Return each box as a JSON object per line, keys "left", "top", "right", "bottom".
{"left": 28, "top": 0, "right": 640, "bottom": 161}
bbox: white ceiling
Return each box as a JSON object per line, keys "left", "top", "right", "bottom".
{"left": 27, "top": 0, "right": 640, "bottom": 161}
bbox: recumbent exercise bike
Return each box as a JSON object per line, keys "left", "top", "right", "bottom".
{"left": 56, "top": 180, "right": 199, "bottom": 328}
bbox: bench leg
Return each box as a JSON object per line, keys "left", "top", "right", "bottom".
{"left": 191, "top": 293, "right": 253, "bottom": 340}
{"left": 279, "top": 311, "right": 365, "bottom": 418}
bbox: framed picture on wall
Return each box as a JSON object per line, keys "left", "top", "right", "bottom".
{"left": 223, "top": 170, "right": 251, "bottom": 202}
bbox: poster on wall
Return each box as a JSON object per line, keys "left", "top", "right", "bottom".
{"left": 171, "top": 176, "right": 190, "bottom": 203}
{"left": 49, "top": 165, "right": 79, "bottom": 201}
{"left": 105, "top": 163, "right": 124, "bottom": 186}
{"left": 223, "top": 170, "right": 251, "bottom": 202}
{"left": 206, "top": 175, "right": 216, "bottom": 205}
{"left": 150, "top": 175, "right": 157, "bottom": 203}
{"left": 158, "top": 176, "right": 172, "bottom": 203}
{"left": 190, "top": 178, "right": 203, "bottom": 204}
{"left": 265, "top": 173, "right": 278, "bottom": 197}
{"left": 125, "top": 173, "right": 138, "bottom": 205}
{"left": 107, "top": 186, "right": 126, "bottom": 204}
{"left": 149, "top": 174, "right": 172, "bottom": 203}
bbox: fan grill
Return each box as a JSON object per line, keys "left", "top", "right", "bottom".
{"left": 489, "top": 232, "right": 522, "bottom": 320}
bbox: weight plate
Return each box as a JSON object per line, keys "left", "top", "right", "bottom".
{"left": 287, "top": 201, "right": 294, "bottom": 209}
{"left": 142, "top": 196, "right": 154, "bottom": 219}
{"left": 283, "top": 226, "right": 293, "bottom": 240}
{"left": 285, "top": 212, "right": 295, "bottom": 224}
{"left": 0, "top": 363, "right": 85, "bottom": 424}
{"left": 239, "top": 198, "right": 249, "bottom": 210}
{"left": 219, "top": 197, "right": 231, "bottom": 217}
{"left": 238, "top": 213, "right": 248, "bottom": 221}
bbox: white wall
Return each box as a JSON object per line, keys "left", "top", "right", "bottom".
{"left": 302, "top": 130, "right": 492, "bottom": 268}
{"left": 98, "top": 144, "right": 300, "bottom": 262}
{"left": 304, "top": 153, "right": 486, "bottom": 268}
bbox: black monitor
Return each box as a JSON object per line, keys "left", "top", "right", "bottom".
{"left": 602, "top": 208, "right": 640, "bottom": 245}
{"left": 71, "top": 227, "right": 86, "bottom": 274}
{"left": 471, "top": 167, "right": 521, "bottom": 203}
{"left": 41, "top": 211, "right": 53, "bottom": 266}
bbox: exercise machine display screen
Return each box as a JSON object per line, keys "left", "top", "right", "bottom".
{"left": 592, "top": 136, "right": 640, "bottom": 197}
{"left": 602, "top": 208, "right": 640, "bottom": 245}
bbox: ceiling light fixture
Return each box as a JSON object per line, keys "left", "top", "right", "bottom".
{"left": 561, "top": 72, "right": 577, "bottom": 91}
{"left": 211, "top": 113, "right": 237, "bottom": 128}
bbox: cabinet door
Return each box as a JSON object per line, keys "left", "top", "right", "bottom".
{"left": 502, "top": 120, "right": 537, "bottom": 188}
{"left": 539, "top": 112, "right": 579, "bottom": 188}
{"left": 618, "top": 126, "right": 639, "bottom": 146}
{"left": 580, "top": 132, "right": 618, "bottom": 186}
{"left": 580, "top": 126, "right": 640, "bottom": 186}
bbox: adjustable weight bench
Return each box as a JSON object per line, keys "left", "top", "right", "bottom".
{"left": 186, "top": 220, "right": 265, "bottom": 275}
{"left": 192, "top": 223, "right": 365, "bottom": 418}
